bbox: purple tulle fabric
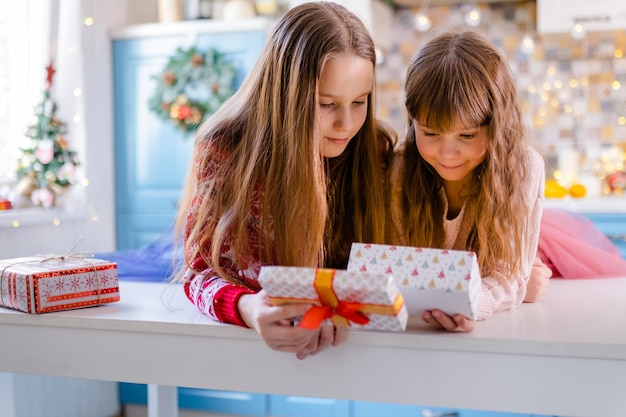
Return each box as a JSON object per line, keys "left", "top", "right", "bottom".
{"left": 97, "top": 227, "right": 183, "bottom": 282}
{"left": 537, "top": 208, "right": 626, "bottom": 279}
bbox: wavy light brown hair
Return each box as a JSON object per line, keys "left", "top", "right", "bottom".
{"left": 396, "top": 30, "right": 530, "bottom": 277}
{"left": 176, "top": 2, "right": 395, "bottom": 284}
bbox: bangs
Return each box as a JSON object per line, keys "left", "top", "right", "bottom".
{"left": 408, "top": 50, "right": 492, "bottom": 132}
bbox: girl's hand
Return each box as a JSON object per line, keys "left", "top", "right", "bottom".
{"left": 238, "top": 291, "right": 348, "bottom": 359}
{"left": 422, "top": 309, "right": 475, "bottom": 332}
{"left": 524, "top": 256, "right": 552, "bottom": 303}
{"left": 295, "top": 322, "right": 349, "bottom": 360}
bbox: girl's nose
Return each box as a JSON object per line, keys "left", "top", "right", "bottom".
{"left": 440, "top": 137, "right": 459, "bottom": 157}
{"left": 334, "top": 108, "right": 354, "bottom": 132}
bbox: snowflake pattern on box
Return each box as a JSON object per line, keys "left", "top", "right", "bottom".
{"left": 0, "top": 256, "right": 119, "bottom": 314}
{"left": 347, "top": 243, "right": 481, "bottom": 320}
{"left": 258, "top": 266, "right": 408, "bottom": 332}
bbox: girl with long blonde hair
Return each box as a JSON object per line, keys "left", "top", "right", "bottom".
{"left": 176, "top": 2, "right": 395, "bottom": 359}
{"left": 392, "top": 30, "right": 550, "bottom": 332}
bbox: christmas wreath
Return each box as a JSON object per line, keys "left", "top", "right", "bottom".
{"left": 148, "top": 46, "right": 237, "bottom": 133}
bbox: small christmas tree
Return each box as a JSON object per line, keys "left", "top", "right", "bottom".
{"left": 15, "top": 62, "right": 79, "bottom": 208}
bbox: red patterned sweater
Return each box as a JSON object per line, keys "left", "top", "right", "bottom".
{"left": 183, "top": 142, "right": 265, "bottom": 327}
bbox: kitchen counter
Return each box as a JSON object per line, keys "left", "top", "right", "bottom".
{"left": 2, "top": 279, "right": 626, "bottom": 417}
{"left": 544, "top": 196, "right": 626, "bottom": 213}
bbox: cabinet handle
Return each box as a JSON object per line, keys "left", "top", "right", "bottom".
{"left": 421, "top": 410, "right": 458, "bottom": 417}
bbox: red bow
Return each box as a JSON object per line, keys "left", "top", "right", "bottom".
{"left": 299, "top": 301, "right": 370, "bottom": 329}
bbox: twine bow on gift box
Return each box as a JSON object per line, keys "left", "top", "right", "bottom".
{"left": 0, "top": 239, "right": 104, "bottom": 310}
{"left": 268, "top": 268, "right": 405, "bottom": 330}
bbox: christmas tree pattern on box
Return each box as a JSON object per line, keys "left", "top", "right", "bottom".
{"left": 347, "top": 243, "right": 481, "bottom": 320}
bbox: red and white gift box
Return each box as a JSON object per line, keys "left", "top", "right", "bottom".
{"left": 258, "top": 266, "right": 408, "bottom": 332}
{"left": 347, "top": 243, "right": 481, "bottom": 320}
{"left": 0, "top": 256, "right": 120, "bottom": 314}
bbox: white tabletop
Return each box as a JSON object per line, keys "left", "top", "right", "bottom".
{"left": 2, "top": 279, "right": 626, "bottom": 417}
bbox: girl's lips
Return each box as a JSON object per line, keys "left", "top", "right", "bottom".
{"left": 326, "top": 137, "right": 349, "bottom": 144}
{"left": 440, "top": 163, "right": 462, "bottom": 170}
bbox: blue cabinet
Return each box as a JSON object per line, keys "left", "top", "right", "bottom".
{"left": 119, "top": 383, "right": 268, "bottom": 416}
{"left": 354, "top": 401, "right": 456, "bottom": 417}
{"left": 118, "top": 383, "right": 554, "bottom": 417}
{"left": 112, "top": 24, "right": 266, "bottom": 249}
{"left": 118, "top": 384, "right": 351, "bottom": 417}
{"left": 352, "top": 401, "right": 543, "bottom": 417}
{"left": 269, "top": 395, "right": 351, "bottom": 417}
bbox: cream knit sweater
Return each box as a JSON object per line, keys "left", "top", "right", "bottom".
{"left": 393, "top": 146, "right": 545, "bottom": 320}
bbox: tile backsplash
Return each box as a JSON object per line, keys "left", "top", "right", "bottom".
{"left": 375, "top": 1, "right": 626, "bottom": 186}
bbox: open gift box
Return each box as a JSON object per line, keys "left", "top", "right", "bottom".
{"left": 347, "top": 243, "right": 481, "bottom": 320}
{"left": 258, "top": 266, "right": 408, "bottom": 332}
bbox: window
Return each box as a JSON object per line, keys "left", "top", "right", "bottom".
{"left": 0, "top": 1, "right": 50, "bottom": 181}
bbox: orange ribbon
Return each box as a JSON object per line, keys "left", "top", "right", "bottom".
{"left": 300, "top": 301, "right": 371, "bottom": 329}
{"left": 268, "top": 268, "right": 405, "bottom": 330}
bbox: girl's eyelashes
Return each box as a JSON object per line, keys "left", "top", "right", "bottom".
{"left": 320, "top": 98, "right": 367, "bottom": 108}
{"left": 418, "top": 125, "right": 479, "bottom": 139}
{"left": 460, "top": 133, "right": 477, "bottom": 139}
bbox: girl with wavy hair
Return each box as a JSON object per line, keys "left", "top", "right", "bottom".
{"left": 392, "top": 30, "right": 550, "bottom": 332}
{"left": 176, "top": 2, "right": 395, "bottom": 359}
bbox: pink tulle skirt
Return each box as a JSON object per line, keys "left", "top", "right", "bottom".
{"left": 537, "top": 208, "right": 626, "bottom": 279}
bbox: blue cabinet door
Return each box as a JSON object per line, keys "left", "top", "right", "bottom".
{"left": 353, "top": 401, "right": 456, "bottom": 417}
{"left": 112, "top": 30, "right": 266, "bottom": 250}
{"left": 353, "top": 401, "right": 542, "bottom": 417}
{"left": 460, "top": 410, "right": 541, "bottom": 417}
{"left": 269, "top": 394, "right": 351, "bottom": 417}
{"left": 119, "top": 383, "right": 268, "bottom": 416}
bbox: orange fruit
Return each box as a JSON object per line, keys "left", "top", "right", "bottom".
{"left": 569, "top": 183, "right": 587, "bottom": 198}
{"left": 544, "top": 179, "right": 568, "bottom": 199}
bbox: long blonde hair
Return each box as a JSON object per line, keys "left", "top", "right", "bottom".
{"left": 397, "top": 30, "right": 530, "bottom": 277}
{"left": 176, "top": 2, "right": 394, "bottom": 284}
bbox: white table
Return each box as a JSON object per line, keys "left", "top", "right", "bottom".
{"left": 2, "top": 279, "right": 626, "bottom": 417}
